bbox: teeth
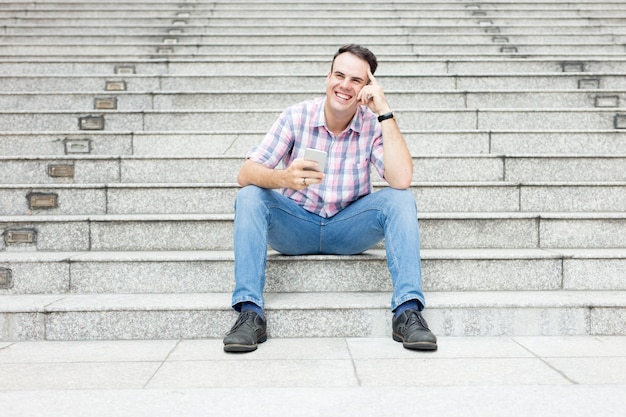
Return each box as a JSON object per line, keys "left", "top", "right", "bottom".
{"left": 336, "top": 92, "right": 351, "bottom": 100}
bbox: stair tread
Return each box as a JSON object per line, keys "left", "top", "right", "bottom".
{"left": 3, "top": 248, "right": 626, "bottom": 262}
{"left": 2, "top": 290, "right": 625, "bottom": 314}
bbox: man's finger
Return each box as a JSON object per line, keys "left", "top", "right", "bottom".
{"left": 367, "top": 67, "right": 378, "bottom": 85}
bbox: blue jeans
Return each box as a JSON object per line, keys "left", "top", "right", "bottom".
{"left": 231, "top": 185, "right": 425, "bottom": 312}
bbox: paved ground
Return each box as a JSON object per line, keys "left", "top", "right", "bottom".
{"left": 1, "top": 336, "right": 625, "bottom": 416}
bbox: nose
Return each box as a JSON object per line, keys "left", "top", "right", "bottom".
{"left": 339, "top": 77, "right": 351, "bottom": 90}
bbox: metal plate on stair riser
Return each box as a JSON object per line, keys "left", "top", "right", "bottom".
{"left": 79, "top": 116, "right": 105, "bottom": 130}
{"left": 105, "top": 81, "right": 126, "bottom": 91}
{"left": 27, "top": 192, "right": 58, "bottom": 210}
{"left": 616, "top": 114, "right": 626, "bottom": 129}
{"left": 48, "top": 164, "right": 74, "bottom": 178}
{"left": 94, "top": 98, "right": 117, "bottom": 110}
{"left": 0, "top": 268, "right": 12, "bottom": 289}
{"left": 64, "top": 138, "right": 91, "bottom": 154}
{"left": 4, "top": 229, "right": 37, "bottom": 245}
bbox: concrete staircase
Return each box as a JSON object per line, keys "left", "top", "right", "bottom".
{"left": 1, "top": 0, "right": 625, "bottom": 341}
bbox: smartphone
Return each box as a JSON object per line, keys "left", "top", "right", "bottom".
{"left": 303, "top": 148, "right": 327, "bottom": 172}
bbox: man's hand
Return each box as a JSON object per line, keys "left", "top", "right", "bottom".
{"left": 357, "top": 67, "right": 392, "bottom": 115}
{"left": 286, "top": 158, "right": 325, "bottom": 190}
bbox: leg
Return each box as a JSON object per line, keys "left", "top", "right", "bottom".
{"left": 323, "top": 188, "right": 436, "bottom": 351}
{"left": 226, "top": 185, "right": 322, "bottom": 353}
{"left": 322, "top": 188, "right": 426, "bottom": 311}
{"left": 231, "top": 185, "right": 321, "bottom": 310}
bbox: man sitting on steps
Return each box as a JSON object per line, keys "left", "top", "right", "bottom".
{"left": 224, "top": 44, "right": 437, "bottom": 353}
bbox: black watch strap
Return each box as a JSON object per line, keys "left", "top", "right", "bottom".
{"left": 378, "top": 111, "right": 394, "bottom": 123}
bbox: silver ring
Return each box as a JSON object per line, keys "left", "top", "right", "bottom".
{"left": 302, "top": 178, "right": 307, "bottom": 186}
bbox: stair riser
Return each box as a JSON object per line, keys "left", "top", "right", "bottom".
{"left": 8, "top": 24, "right": 626, "bottom": 35}
{"left": 6, "top": 9, "right": 626, "bottom": 18}
{"left": 5, "top": 91, "right": 625, "bottom": 111}
{"left": 4, "top": 185, "right": 626, "bottom": 215}
{"left": 3, "top": 75, "right": 626, "bottom": 93}
{"left": 5, "top": 34, "right": 624, "bottom": 45}
{"left": 0, "top": 109, "right": 622, "bottom": 131}
{"left": 4, "top": 132, "right": 626, "bottom": 157}
{"left": 3, "top": 157, "right": 626, "bottom": 184}
{"left": 2, "top": 306, "right": 623, "bottom": 341}
{"left": 2, "top": 256, "right": 625, "bottom": 295}
{"left": 4, "top": 17, "right": 626, "bottom": 26}
{"left": 3, "top": 61, "right": 626, "bottom": 76}
{"left": 3, "top": 44, "right": 626, "bottom": 56}
{"left": 3, "top": 217, "right": 626, "bottom": 251}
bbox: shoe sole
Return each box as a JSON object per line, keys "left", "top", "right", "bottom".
{"left": 224, "top": 343, "right": 258, "bottom": 353}
{"left": 393, "top": 333, "right": 438, "bottom": 351}
{"left": 223, "top": 334, "right": 267, "bottom": 353}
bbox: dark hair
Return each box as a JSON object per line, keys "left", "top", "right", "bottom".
{"left": 331, "top": 44, "right": 378, "bottom": 75}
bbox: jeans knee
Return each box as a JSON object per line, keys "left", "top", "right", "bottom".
{"left": 381, "top": 188, "right": 417, "bottom": 212}
{"left": 235, "top": 185, "right": 266, "bottom": 211}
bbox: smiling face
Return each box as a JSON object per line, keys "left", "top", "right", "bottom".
{"left": 325, "top": 52, "right": 370, "bottom": 121}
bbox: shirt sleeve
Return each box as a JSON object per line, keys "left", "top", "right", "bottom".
{"left": 246, "top": 108, "right": 295, "bottom": 169}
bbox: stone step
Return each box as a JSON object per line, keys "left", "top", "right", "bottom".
{"left": 6, "top": 24, "right": 626, "bottom": 36}
{"left": 2, "top": 108, "right": 624, "bottom": 131}
{"left": 2, "top": 73, "right": 626, "bottom": 92}
{"left": 3, "top": 182, "right": 626, "bottom": 216}
{"left": 2, "top": 155, "right": 626, "bottom": 184}
{"left": 4, "top": 43, "right": 626, "bottom": 56}
{"left": 1, "top": 248, "right": 625, "bottom": 295}
{"left": 3, "top": 46, "right": 626, "bottom": 59}
{"left": 3, "top": 90, "right": 625, "bottom": 111}
{"left": 3, "top": 1, "right": 625, "bottom": 11}
{"left": 4, "top": 34, "right": 626, "bottom": 45}
{"left": 4, "top": 8, "right": 626, "bottom": 18}
{"left": 2, "top": 58, "right": 626, "bottom": 75}
{"left": 1, "top": 290, "right": 624, "bottom": 340}
{"left": 3, "top": 16, "right": 626, "bottom": 27}
{"left": 3, "top": 130, "right": 626, "bottom": 157}
{"left": 2, "top": 212, "right": 626, "bottom": 251}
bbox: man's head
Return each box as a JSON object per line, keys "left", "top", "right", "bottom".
{"left": 330, "top": 44, "right": 378, "bottom": 75}
{"left": 325, "top": 44, "right": 378, "bottom": 121}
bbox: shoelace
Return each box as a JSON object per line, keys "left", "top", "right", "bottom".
{"left": 227, "top": 311, "right": 255, "bottom": 334}
{"left": 406, "top": 310, "right": 431, "bottom": 331}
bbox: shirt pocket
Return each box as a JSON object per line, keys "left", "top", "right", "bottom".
{"left": 343, "top": 157, "right": 369, "bottom": 174}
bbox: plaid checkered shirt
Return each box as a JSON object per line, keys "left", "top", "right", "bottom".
{"left": 246, "top": 97, "right": 386, "bottom": 218}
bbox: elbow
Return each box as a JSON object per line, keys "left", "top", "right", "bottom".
{"left": 390, "top": 178, "right": 412, "bottom": 190}
{"left": 385, "top": 170, "right": 413, "bottom": 190}
{"left": 237, "top": 159, "right": 254, "bottom": 187}
{"left": 237, "top": 172, "right": 250, "bottom": 187}
{"left": 386, "top": 175, "right": 412, "bottom": 190}
{"left": 236, "top": 172, "right": 245, "bottom": 187}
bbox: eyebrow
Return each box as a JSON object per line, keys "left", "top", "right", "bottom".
{"left": 333, "top": 71, "right": 365, "bottom": 84}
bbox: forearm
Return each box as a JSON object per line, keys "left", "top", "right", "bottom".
{"left": 237, "top": 158, "right": 324, "bottom": 190}
{"left": 358, "top": 69, "right": 413, "bottom": 189}
{"left": 237, "top": 159, "right": 287, "bottom": 189}
{"left": 381, "top": 118, "right": 413, "bottom": 189}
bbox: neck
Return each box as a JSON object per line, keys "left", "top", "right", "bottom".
{"left": 324, "top": 102, "right": 355, "bottom": 136}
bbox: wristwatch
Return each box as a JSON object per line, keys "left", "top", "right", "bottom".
{"left": 377, "top": 111, "right": 394, "bottom": 123}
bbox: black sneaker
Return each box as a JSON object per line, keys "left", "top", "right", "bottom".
{"left": 392, "top": 309, "right": 438, "bottom": 351}
{"left": 223, "top": 311, "right": 267, "bottom": 353}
